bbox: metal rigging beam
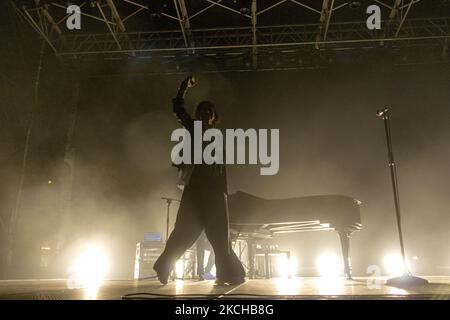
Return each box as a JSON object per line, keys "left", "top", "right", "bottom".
{"left": 395, "top": 0, "right": 415, "bottom": 37}
{"left": 96, "top": 1, "right": 122, "bottom": 50}
{"left": 257, "top": 0, "right": 286, "bottom": 16}
{"left": 189, "top": 0, "right": 224, "bottom": 20}
{"left": 389, "top": 0, "right": 402, "bottom": 19}
{"left": 20, "top": 5, "right": 58, "bottom": 53}
{"left": 174, "top": 0, "right": 191, "bottom": 49}
{"left": 316, "top": 0, "right": 332, "bottom": 48}
{"left": 290, "top": 0, "right": 321, "bottom": 14}
{"left": 53, "top": 17, "right": 450, "bottom": 55}
{"left": 12, "top": 0, "right": 447, "bottom": 72}
{"left": 107, "top": 0, "right": 137, "bottom": 55}
{"left": 251, "top": 0, "right": 257, "bottom": 69}
{"left": 205, "top": 0, "right": 252, "bottom": 18}
{"left": 323, "top": 0, "right": 335, "bottom": 41}
{"left": 41, "top": 6, "right": 63, "bottom": 37}
{"left": 52, "top": 2, "right": 117, "bottom": 26}
{"left": 107, "top": 0, "right": 126, "bottom": 32}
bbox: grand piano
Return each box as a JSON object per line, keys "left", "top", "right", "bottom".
{"left": 227, "top": 191, "right": 362, "bottom": 279}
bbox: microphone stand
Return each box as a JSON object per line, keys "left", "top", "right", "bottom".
{"left": 376, "top": 108, "right": 428, "bottom": 287}
{"left": 161, "top": 197, "right": 181, "bottom": 242}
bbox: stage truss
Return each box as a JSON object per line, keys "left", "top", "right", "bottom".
{"left": 11, "top": 0, "right": 450, "bottom": 73}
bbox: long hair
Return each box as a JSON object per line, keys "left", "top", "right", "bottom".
{"left": 194, "top": 101, "right": 219, "bottom": 126}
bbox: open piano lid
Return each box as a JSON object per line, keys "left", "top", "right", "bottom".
{"left": 227, "top": 191, "right": 362, "bottom": 233}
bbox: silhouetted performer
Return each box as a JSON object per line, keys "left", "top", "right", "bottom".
{"left": 154, "top": 76, "right": 245, "bottom": 285}
{"left": 176, "top": 165, "right": 215, "bottom": 280}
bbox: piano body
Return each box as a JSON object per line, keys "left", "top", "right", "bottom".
{"left": 227, "top": 191, "right": 362, "bottom": 279}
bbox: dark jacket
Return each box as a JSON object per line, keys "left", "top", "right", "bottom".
{"left": 172, "top": 97, "right": 228, "bottom": 194}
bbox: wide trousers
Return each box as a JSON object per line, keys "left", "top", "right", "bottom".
{"left": 154, "top": 167, "right": 245, "bottom": 280}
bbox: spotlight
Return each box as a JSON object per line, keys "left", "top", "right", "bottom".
{"left": 174, "top": 250, "right": 195, "bottom": 279}
{"left": 69, "top": 244, "right": 110, "bottom": 299}
{"left": 383, "top": 254, "right": 407, "bottom": 276}
{"left": 276, "top": 255, "right": 297, "bottom": 277}
{"left": 317, "top": 253, "right": 343, "bottom": 277}
{"left": 175, "top": 259, "right": 184, "bottom": 278}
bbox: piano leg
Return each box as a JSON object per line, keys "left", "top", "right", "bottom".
{"left": 286, "top": 251, "right": 291, "bottom": 279}
{"left": 247, "top": 239, "right": 256, "bottom": 279}
{"left": 338, "top": 231, "right": 353, "bottom": 280}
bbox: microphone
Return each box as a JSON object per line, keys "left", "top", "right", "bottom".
{"left": 376, "top": 107, "right": 389, "bottom": 117}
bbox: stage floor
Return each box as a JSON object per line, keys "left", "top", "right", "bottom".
{"left": 0, "top": 276, "right": 449, "bottom": 300}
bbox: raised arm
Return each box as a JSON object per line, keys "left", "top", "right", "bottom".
{"left": 172, "top": 76, "right": 196, "bottom": 131}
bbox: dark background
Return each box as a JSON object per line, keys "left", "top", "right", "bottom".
{"left": 1, "top": 1, "right": 449, "bottom": 279}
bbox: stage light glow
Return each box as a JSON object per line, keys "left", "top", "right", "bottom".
{"left": 276, "top": 255, "right": 297, "bottom": 277}
{"left": 210, "top": 266, "right": 217, "bottom": 277}
{"left": 388, "top": 287, "right": 408, "bottom": 295}
{"left": 317, "top": 277, "right": 345, "bottom": 295}
{"left": 175, "top": 279, "right": 184, "bottom": 294}
{"left": 317, "top": 253, "right": 343, "bottom": 277}
{"left": 175, "top": 259, "right": 184, "bottom": 279}
{"left": 175, "top": 250, "right": 198, "bottom": 279}
{"left": 383, "top": 254, "right": 407, "bottom": 276}
{"left": 274, "top": 277, "right": 302, "bottom": 295}
{"left": 69, "top": 244, "right": 110, "bottom": 299}
{"left": 204, "top": 250, "right": 217, "bottom": 277}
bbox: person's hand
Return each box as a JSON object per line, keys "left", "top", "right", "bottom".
{"left": 177, "top": 76, "right": 196, "bottom": 98}
{"left": 186, "top": 76, "right": 196, "bottom": 88}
